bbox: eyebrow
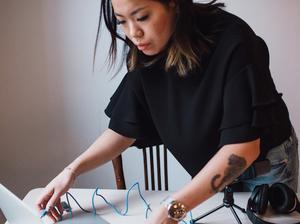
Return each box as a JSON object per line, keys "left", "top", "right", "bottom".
{"left": 114, "top": 6, "right": 147, "bottom": 17}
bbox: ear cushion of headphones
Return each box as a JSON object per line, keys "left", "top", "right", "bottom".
{"left": 269, "top": 183, "right": 298, "bottom": 214}
{"left": 247, "top": 183, "right": 300, "bottom": 224}
{"left": 251, "top": 184, "right": 269, "bottom": 215}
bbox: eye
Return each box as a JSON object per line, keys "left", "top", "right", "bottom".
{"left": 116, "top": 20, "right": 126, "bottom": 25}
{"left": 137, "top": 15, "right": 149, "bottom": 22}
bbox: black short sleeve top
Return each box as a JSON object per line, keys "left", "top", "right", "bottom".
{"left": 104, "top": 9, "right": 291, "bottom": 177}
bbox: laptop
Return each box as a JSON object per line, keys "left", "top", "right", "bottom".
{"left": 0, "top": 183, "right": 109, "bottom": 224}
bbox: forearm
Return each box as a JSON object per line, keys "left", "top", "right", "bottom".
{"left": 66, "top": 129, "right": 135, "bottom": 177}
{"left": 172, "top": 139, "right": 260, "bottom": 211}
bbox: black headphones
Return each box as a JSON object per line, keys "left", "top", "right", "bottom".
{"left": 247, "top": 183, "right": 300, "bottom": 224}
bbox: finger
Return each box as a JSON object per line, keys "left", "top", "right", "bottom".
{"left": 36, "top": 203, "right": 44, "bottom": 212}
{"left": 46, "top": 191, "right": 61, "bottom": 210}
{"left": 36, "top": 187, "right": 54, "bottom": 209}
{"left": 49, "top": 206, "right": 62, "bottom": 222}
{"left": 46, "top": 210, "right": 58, "bottom": 223}
{"left": 56, "top": 199, "right": 64, "bottom": 215}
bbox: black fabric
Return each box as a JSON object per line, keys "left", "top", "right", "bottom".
{"left": 104, "top": 71, "right": 162, "bottom": 148}
{"left": 104, "top": 9, "right": 291, "bottom": 177}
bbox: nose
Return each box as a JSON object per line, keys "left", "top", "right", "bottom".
{"left": 129, "top": 23, "right": 143, "bottom": 42}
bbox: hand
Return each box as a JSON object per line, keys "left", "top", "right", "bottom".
{"left": 146, "top": 205, "right": 178, "bottom": 224}
{"left": 36, "top": 167, "right": 76, "bottom": 222}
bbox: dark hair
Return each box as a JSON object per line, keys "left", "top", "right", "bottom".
{"left": 94, "top": 0, "right": 225, "bottom": 76}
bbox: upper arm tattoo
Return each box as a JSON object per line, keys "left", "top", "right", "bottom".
{"left": 211, "top": 154, "right": 247, "bottom": 193}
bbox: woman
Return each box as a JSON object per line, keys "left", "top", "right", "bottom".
{"left": 36, "top": 0, "right": 299, "bottom": 223}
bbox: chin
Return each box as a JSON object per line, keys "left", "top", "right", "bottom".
{"left": 142, "top": 49, "right": 162, "bottom": 56}
{"left": 142, "top": 50, "right": 155, "bottom": 56}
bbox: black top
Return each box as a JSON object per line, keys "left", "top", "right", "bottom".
{"left": 105, "top": 9, "right": 291, "bottom": 177}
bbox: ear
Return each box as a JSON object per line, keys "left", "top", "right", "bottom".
{"left": 169, "top": 0, "right": 177, "bottom": 8}
{"left": 168, "top": 0, "right": 179, "bottom": 14}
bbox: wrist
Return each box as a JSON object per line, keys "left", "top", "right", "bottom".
{"left": 161, "top": 196, "right": 187, "bottom": 222}
{"left": 155, "top": 206, "right": 178, "bottom": 224}
{"left": 64, "top": 166, "right": 77, "bottom": 181}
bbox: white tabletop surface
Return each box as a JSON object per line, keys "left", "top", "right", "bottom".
{"left": 6, "top": 188, "right": 300, "bottom": 224}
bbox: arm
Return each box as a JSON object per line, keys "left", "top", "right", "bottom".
{"left": 147, "top": 138, "right": 260, "bottom": 224}
{"left": 67, "top": 128, "right": 135, "bottom": 177}
{"left": 36, "top": 128, "right": 135, "bottom": 222}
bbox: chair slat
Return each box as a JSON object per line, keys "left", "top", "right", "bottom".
{"left": 142, "top": 148, "right": 149, "bottom": 191}
{"left": 156, "top": 145, "right": 162, "bottom": 190}
{"left": 149, "top": 146, "right": 155, "bottom": 190}
{"left": 112, "top": 144, "right": 169, "bottom": 191}
{"left": 112, "top": 155, "right": 126, "bottom": 189}
{"left": 164, "top": 145, "right": 168, "bottom": 191}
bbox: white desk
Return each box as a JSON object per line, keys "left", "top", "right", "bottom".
{"left": 7, "top": 188, "right": 300, "bottom": 224}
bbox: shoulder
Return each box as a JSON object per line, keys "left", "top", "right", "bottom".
{"left": 204, "top": 9, "right": 269, "bottom": 61}
{"left": 111, "top": 69, "right": 143, "bottom": 100}
{"left": 197, "top": 10, "right": 272, "bottom": 82}
{"left": 196, "top": 8, "right": 260, "bottom": 50}
{"left": 218, "top": 11, "right": 269, "bottom": 63}
{"left": 123, "top": 68, "right": 153, "bottom": 96}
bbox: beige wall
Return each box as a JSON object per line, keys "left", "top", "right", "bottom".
{"left": 1, "top": 0, "right": 300, "bottom": 223}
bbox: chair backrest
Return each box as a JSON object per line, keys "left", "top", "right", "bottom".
{"left": 112, "top": 145, "right": 169, "bottom": 191}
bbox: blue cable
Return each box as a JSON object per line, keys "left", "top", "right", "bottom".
{"left": 65, "top": 191, "right": 93, "bottom": 219}
{"left": 62, "top": 182, "right": 194, "bottom": 223}
{"left": 92, "top": 182, "right": 152, "bottom": 219}
{"left": 189, "top": 211, "right": 193, "bottom": 221}
{"left": 65, "top": 193, "right": 73, "bottom": 219}
{"left": 92, "top": 188, "right": 98, "bottom": 215}
{"left": 178, "top": 211, "right": 193, "bottom": 224}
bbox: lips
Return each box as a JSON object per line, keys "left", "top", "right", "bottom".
{"left": 137, "top": 43, "right": 150, "bottom": 51}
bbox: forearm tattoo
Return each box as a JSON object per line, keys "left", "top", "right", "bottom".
{"left": 211, "top": 154, "right": 247, "bottom": 193}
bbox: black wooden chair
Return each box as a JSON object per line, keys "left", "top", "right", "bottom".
{"left": 112, "top": 145, "right": 169, "bottom": 191}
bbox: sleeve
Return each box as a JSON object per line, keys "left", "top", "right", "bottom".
{"left": 218, "top": 35, "right": 286, "bottom": 148}
{"left": 105, "top": 71, "right": 162, "bottom": 148}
